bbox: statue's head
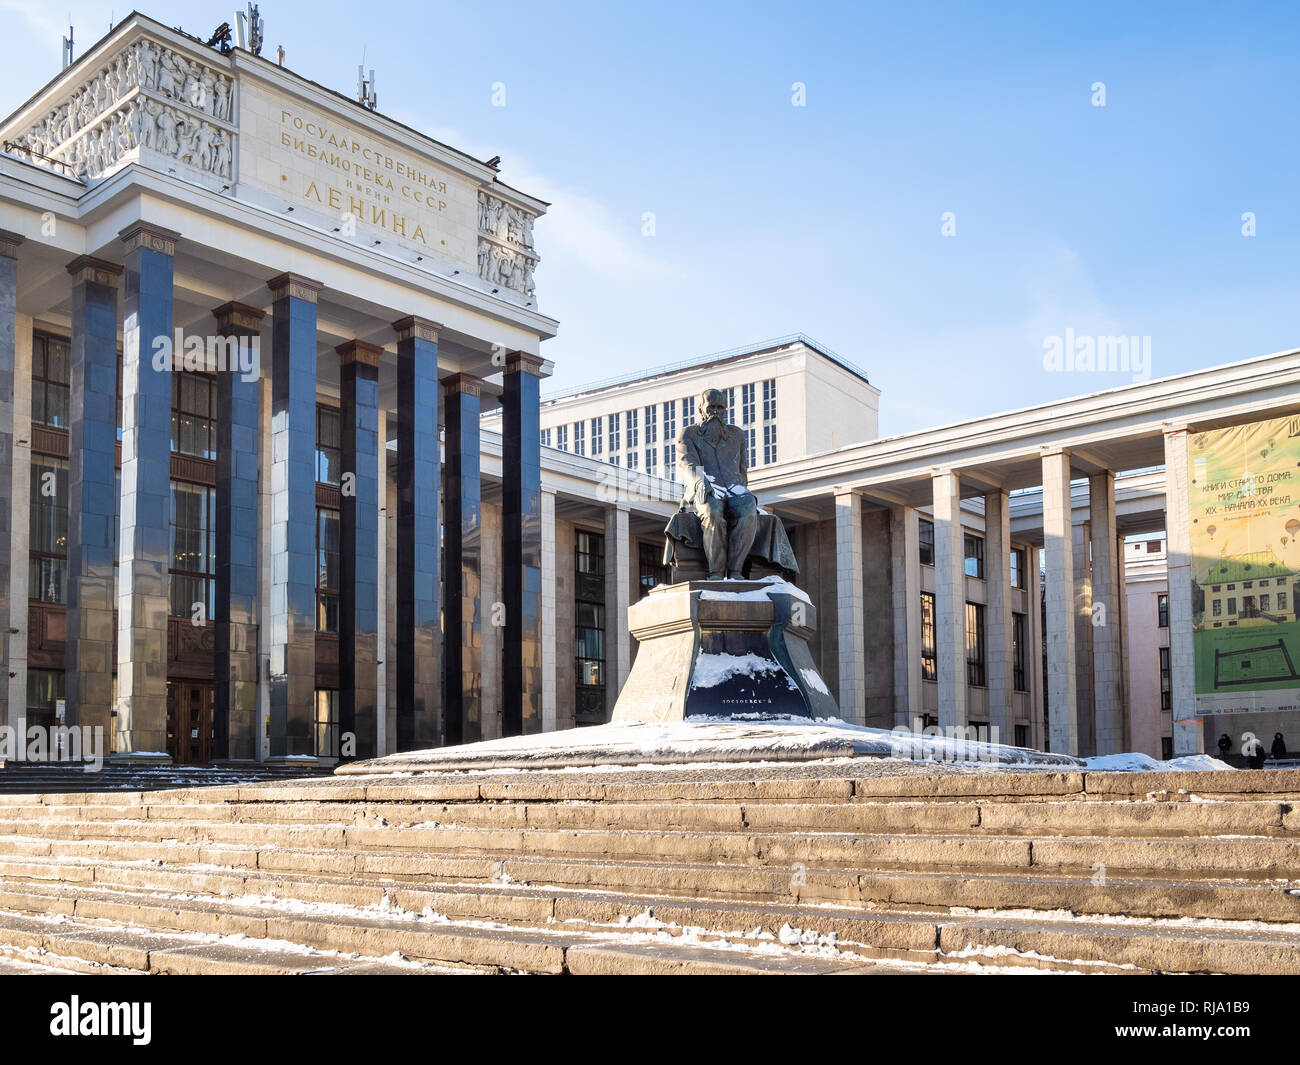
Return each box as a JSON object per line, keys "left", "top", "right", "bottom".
{"left": 700, "top": 388, "right": 727, "bottom": 424}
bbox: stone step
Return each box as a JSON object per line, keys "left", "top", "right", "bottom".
{"left": 4, "top": 816, "right": 1300, "bottom": 881}
{"left": 1, "top": 862, "right": 1296, "bottom": 974}
{"left": 1, "top": 796, "right": 1294, "bottom": 839}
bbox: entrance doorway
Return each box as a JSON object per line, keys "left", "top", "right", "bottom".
{"left": 166, "top": 681, "right": 214, "bottom": 764}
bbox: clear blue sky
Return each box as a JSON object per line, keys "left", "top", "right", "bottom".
{"left": 3, "top": 1, "right": 1298, "bottom": 435}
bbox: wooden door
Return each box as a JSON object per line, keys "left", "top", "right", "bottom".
{"left": 166, "top": 681, "right": 214, "bottom": 764}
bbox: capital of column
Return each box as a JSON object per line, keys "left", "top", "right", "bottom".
{"left": 212, "top": 300, "right": 266, "bottom": 334}
{"left": 392, "top": 315, "right": 441, "bottom": 343}
{"left": 120, "top": 222, "right": 180, "bottom": 258}
{"left": 267, "top": 272, "right": 323, "bottom": 304}
{"left": 1039, "top": 445, "right": 1071, "bottom": 459}
{"left": 504, "top": 351, "right": 545, "bottom": 377}
{"left": 441, "top": 372, "right": 484, "bottom": 397}
{"left": 65, "top": 255, "right": 124, "bottom": 287}
{"left": 0, "top": 229, "right": 24, "bottom": 260}
{"left": 337, "top": 339, "right": 384, "bottom": 368}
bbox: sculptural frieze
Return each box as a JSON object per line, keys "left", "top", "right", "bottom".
{"left": 13, "top": 37, "right": 235, "bottom": 184}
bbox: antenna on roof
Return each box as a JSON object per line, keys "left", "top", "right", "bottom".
{"left": 233, "top": 3, "right": 263, "bottom": 55}
{"left": 61, "top": 22, "right": 74, "bottom": 69}
{"left": 357, "top": 64, "right": 377, "bottom": 110}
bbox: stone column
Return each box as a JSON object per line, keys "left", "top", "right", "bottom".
{"left": 502, "top": 351, "right": 544, "bottom": 736}
{"left": 116, "top": 225, "right": 178, "bottom": 759}
{"left": 375, "top": 407, "right": 388, "bottom": 756}
{"left": 1089, "top": 471, "right": 1123, "bottom": 755}
{"left": 339, "top": 340, "right": 382, "bottom": 760}
{"left": 540, "top": 487, "right": 557, "bottom": 733}
{"left": 65, "top": 256, "right": 122, "bottom": 743}
{"left": 888, "top": 503, "right": 922, "bottom": 730}
{"left": 603, "top": 502, "right": 631, "bottom": 719}
{"left": 268, "top": 273, "right": 321, "bottom": 760}
{"left": 932, "top": 470, "right": 968, "bottom": 730}
{"left": 6, "top": 310, "right": 32, "bottom": 736}
{"left": 984, "top": 489, "right": 1014, "bottom": 742}
{"left": 1029, "top": 554, "right": 1046, "bottom": 750}
{"left": 0, "top": 231, "right": 21, "bottom": 731}
{"left": 1041, "top": 448, "right": 1078, "bottom": 754}
{"left": 834, "top": 489, "right": 866, "bottom": 725}
{"left": 442, "top": 372, "right": 483, "bottom": 746}
{"left": 481, "top": 501, "right": 502, "bottom": 740}
{"left": 1072, "top": 520, "right": 1095, "bottom": 755}
{"left": 393, "top": 316, "right": 441, "bottom": 750}
{"left": 1163, "top": 427, "right": 1202, "bottom": 755}
{"left": 212, "top": 301, "right": 264, "bottom": 762}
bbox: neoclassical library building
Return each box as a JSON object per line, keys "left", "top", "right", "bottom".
{"left": 1, "top": 13, "right": 1297, "bottom": 765}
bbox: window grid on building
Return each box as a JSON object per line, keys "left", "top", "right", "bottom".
{"left": 741, "top": 383, "right": 755, "bottom": 425}
{"left": 762, "top": 378, "right": 776, "bottom": 422}
{"left": 316, "top": 506, "right": 340, "bottom": 633}
{"left": 29, "top": 457, "right": 68, "bottom": 604}
{"left": 966, "top": 602, "right": 986, "bottom": 687}
{"left": 32, "top": 332, "right": 70, "bottom": 429}
{"left": 682, "top": 396, "right": 695, "bottom": 425}
{"left": 170, "top": 482, "right": 216, "bottom": 621}
{"left": 919, "top": 518, "right": 935, "bottom": 566}
{"left": 591, "top": 417, "right": 603, "bottom": 455}
{"left": 556, "top": 424, "right": 568, "bottom": 451}
{"left": 1157, "top": 593, "right": 1169, "bottom": 627}
{"left": 964, "top": 533, "right": 985, "bottom": 579}
{"left": 745, "top": 427, "right": 756, "bottom": 469}
{"left": 920, "top": 592, "right": 937, "bottom": 681}
{"left": 645, "top": 404, "right": 657, "bottom": 445}
{"left": 573, "top": 420, "right": 585, "bottom": 456}
{"left": 541, "top": 428, "right": 551, "bottom": 447}
{"left": 663, "top": 400, "right": 677, "bottom": 443}
{"left": 1013, "top": 612, "right": 1027, "bottom": 692}
{"left": 626, "top": 408, "right": 638, "bottom": 449}
{"left": 763, "top": 423, "right": 777, "bottom": 464}
{"left": 1159, "top": 647, "right": 1172, "bottom": 711}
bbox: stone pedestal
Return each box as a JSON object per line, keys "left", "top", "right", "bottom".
{"left": 611, "top": 580, "right": 837, "bottom": 724}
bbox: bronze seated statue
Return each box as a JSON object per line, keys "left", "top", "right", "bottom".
{"left": 662, "top": 386, "right": 799, "bottom": 583}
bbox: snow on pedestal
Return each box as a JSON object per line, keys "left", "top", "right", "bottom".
{"left": 609, "top": 578, "right": 838, "bottom": 725}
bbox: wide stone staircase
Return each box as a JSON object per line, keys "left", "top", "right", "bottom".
{"left": 0, "top": 765, "right": 1298, "bottom": 974}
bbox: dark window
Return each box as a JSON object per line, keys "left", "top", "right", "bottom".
{"left": 1010, "top": 547, "right": 1026, "bottom": 589}
{"left": 1161, "top": 736, "right": 1173, "bottom": 760}
{"left": 964, "top": 533, "right": 985, "bottom": 579}
{"left": 29, "top": 457, "right": 68, "bottom": 604}
{"left": 966, "top": 602, "right": 986, "bottom": 686}
{"left": 920, "top": 592, "right": 937, "bottom": 681}
{"left": 315, "top": 406, "right": 341, "bottom": 484}
{"left": 681, "top": 396, "right": 695, "bottom": 425}
{"left": 762, "top": 378, "right": 777, "bottom": 421}
{"left": 31, "top": 332, "right": 71, "bottom": 429}
{"left": 607, "top": 412, "right": 620, "bottom": 453}
{"left": 626, "top": 408, "right": 638, "bottom": 449}
{"left": 591, "top": 417, "right": 602, "bottom": 456}
{"left": 316, "top": 507, "right": 340, "bottom": 632}
{"left": 919, "top": 519, "right": 935, "bottom": 566}
{"left": 1013, "top": 612, "right": 1027, "bottom": 692}
{"left": 1157, "top": 593, "right": 1169, "bottom": 628}
{"left": 26, "top": 668, "right": 64, "bottom": 731}
{"left": 639, "top": 541, "right": 670, "bottom": 598}
{"left": 576, "top": 529, "right": 605, "bottom": 576}
{"left": 169, "top": 482, "right": 215, "bottom": 619}
{"left": 1159, "top": 647, "right": 1172, "bottom": 711}
{"left": 576, "top": 601, "right": 605, "bottom": 688}
{"left": 763, "top": 423, "right": 777, "bottom": 464}
{"left": 741, "top": 383, "right": 756, "bottom": 425}
{"left": 171, "top": 372, "right": 217, "bottom": 459}
{"left": 573, "top": 420, "right": 585, "bottom": 456}
{"left": 1015, "top": 724, "right": 1029, "bottom": 748}
{"left": 314, "top": 689, "right": 339, "bottom": 758}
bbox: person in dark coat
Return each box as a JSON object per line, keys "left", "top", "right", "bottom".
{"left": 1217, "top": 733, "right": 1233, "bottom": 757}
{"left": 1272, "top": 733, "right": 1287, "bottom": 761}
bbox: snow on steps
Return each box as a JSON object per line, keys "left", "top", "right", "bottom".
{"left": 0, "top": 767, "right": 1297, "bottom": 973}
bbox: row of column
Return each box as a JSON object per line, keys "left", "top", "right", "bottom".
{"left": 0, "top": 226, "right": 545, "bottom": 761}
{"left": 833, "top": 442, "right": 1198, "bottom": 756}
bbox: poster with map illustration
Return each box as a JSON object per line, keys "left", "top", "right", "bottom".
{"left": 1190, "top": 414, "right": 1300, "bottom": 716}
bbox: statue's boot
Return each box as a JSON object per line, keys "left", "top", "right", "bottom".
{"left": 707, "top": 572, "right": 724, "bottom": 580}
{"left": 727, "top": 571, "right": 744, "bottom": 580}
